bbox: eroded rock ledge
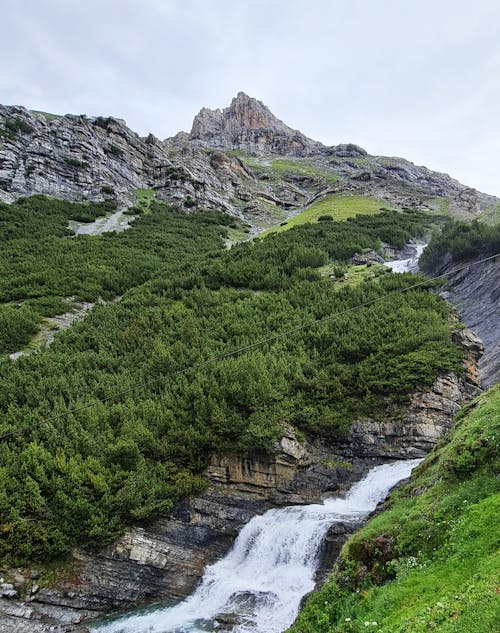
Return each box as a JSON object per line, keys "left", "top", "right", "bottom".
{"left": 0, "top": 328, "right": 482, "bottom": 632}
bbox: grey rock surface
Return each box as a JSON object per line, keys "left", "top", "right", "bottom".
{"left": 1, "top": 97, "right": 497, "bottom": 230}
{"left": 440, "top": 258, "right": 499, "bottom": 388}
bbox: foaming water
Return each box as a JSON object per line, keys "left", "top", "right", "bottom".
{"left": 385, "top": 244, "right": 427, "bottom": 273}
{"left": 91, "top": 459, "right": 422, "bottom": 633}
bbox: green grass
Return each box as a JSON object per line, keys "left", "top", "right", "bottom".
{"left": 438, "top": 197, "right": 451, "bottom": 215}
{"left": 319, "top": 263, "right": 390, "bottom": 289}
{"left": 261, "top": 194, "right": 391, "bottom": 237}
{"left": 289, "top": 385, "right": 500, "bottom": 633}
{"left": 228, "top": 152, "right": 338, "bottom": 185}
{"left": 270, "top": 158, "right": 337, "bottom": 184}
{"left": 30, "top": 110, "right": 62, "bottom": 122}
{"left": 224, "top": 218, "right": 252, "bottom": 245}
{"left": 131, "top": 188, "right": 156, "bottom": 214}
{"left": 479, "top": 203, "right": 500, "bottom": 225}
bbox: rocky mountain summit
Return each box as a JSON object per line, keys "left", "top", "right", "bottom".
{"left": 189, "top": 91, "right": 326, "bottom": 156}
{"left": 1, "top": 94, "right": 498, "bottom": 229}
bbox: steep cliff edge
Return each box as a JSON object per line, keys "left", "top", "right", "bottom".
{"left": 1, "top": 95, "right": 497, "bottom": 225}
{"left": 439, "top": 258, "right": 499, "bottom": 388}
{"left": 0, "top": 329, "right": 481, "bottom": 632}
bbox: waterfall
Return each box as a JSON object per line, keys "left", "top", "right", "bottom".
{"left": 91, "top": 459, "right": 422, "bottom": 633}
{"left": 384, "top": 243, "right": 427, "bottom": 274}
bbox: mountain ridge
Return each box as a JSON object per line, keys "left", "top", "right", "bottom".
{"left": 1, "top": 94, "right": 498, "bottom": 228}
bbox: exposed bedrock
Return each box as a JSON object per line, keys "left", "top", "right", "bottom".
{"left": 439, "top": 257, "right": 499, "bottom": 388}
{"left": 0, "top": 327, "right": 481, "bottom": 632}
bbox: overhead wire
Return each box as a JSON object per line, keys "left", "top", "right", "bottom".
{"left": 0, "top": 251, "right": 498, "bottom": 442}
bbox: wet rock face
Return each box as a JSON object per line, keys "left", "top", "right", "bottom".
{"left": 315, "top": 520, "right": 364, "bottom": 586}
{"left": 440, "top": 259, "right": 499, "bottom": 388}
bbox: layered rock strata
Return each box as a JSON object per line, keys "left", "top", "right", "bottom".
{"left": 1, "top": 97, "right": 497, "bottom": 224}
{"left": 0, "top": 328, "right": 481, "bottom": 632}
{"left": 439, "top": 258, "right": 499, "bottom": 388}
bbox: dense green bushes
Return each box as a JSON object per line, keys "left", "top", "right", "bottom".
{"left": 0, "top": 304, "right": 39, "bottom": 353}
{"left": 0, "top": 197, "right": 226, "bottom": 305}
{"left": 420, "top": 218, "right": 500, "bottom": 272}
{"left": 289, "top": 386, "right": 500, "bottom": 633}
{"left": 0, "top": 198, "right": 461, "bottom": 564}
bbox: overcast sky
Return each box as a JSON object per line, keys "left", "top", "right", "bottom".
{"left": 2, "top": 0, "right": 499, "bottom": 196}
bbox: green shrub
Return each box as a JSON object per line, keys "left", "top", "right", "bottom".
{"left": 290, "top": 386, "right": 500, "bottom": 633}
{"left": 64, "top": 157, "right": 87, "bottom": 168}
{"left": 107, "top": 143, "right": 124, "bottom": 157}
{"left": 0, "top": 197, "right": 460, "bottom": 565}
{"left": 0, "top": 117, "right": 34, "bottom": 139}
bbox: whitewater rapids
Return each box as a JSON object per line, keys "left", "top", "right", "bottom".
{"left": 91, "top": 459, "right": 422, "bottom": 633}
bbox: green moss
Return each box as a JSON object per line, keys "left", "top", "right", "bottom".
{"left": 289, "top": 385, "right": 500, "bottom": 633}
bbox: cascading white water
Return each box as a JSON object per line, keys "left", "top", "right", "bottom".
{"left": 384, "top": 244, "right": 427, "bottom": 274}
{"left": 91, "top": 459, "right": 422, "bottom": 633}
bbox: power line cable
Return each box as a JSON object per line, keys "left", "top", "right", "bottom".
{"left": 1, "top": 252, "right": 498, "bottom": 441}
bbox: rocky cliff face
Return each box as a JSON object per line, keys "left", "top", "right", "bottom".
{"left": 1, "top": 96, "right": 497, "bottom": 226}
{"left": 439, "top": 258, "right": 499, "bottom": 388}
{"left": 0, "top": 330, "right": 481, "bottom": 632}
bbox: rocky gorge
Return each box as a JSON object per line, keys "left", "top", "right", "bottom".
{"left": 0, "top": 326, "right": 484, "bottom": 632}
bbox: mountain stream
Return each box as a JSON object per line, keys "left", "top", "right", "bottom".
{"left": 91, "top": 459, "right": 422, "bottom": 633}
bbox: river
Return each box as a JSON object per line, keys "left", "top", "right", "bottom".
{"left": 91, "top": 459, "right": 422, "bottom": 633}
{"left": 384, "top": 243, "right": 427, "bottom": 274}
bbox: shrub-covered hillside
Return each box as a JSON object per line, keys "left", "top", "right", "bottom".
{"left": 420, "top": 218, "right": 500, "bottom": 272}
{"left": 0, "top": 198, "right": 461, "bottom": 565}
{"left": 289, "top": 385, "right": 500, "bottom": 633}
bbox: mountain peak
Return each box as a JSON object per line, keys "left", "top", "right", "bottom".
{"left": 188, "top": 92, "right": 322, "bottom": 156}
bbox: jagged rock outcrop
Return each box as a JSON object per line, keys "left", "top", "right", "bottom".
{"left": 350, "top": 249, "right": 385, "bottom": 265}
{"left": 1, "top": 97, "right": 497, "bottom": 226}
{"left": 189, "top": 91, "right": 324, "bottom": 156}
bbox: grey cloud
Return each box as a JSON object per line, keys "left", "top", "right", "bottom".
{"left": 1, "top": 0, "right": 499, "bottom": 195}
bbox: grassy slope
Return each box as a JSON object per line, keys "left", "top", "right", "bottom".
{"left": 270, "top": 158, "right": 337, "bottom": 184}
{"left": 261, "top": 194, "right": 391, "bottom": 237}
{"left": 289, "top": 385, "right": 500, "bottom": 633}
